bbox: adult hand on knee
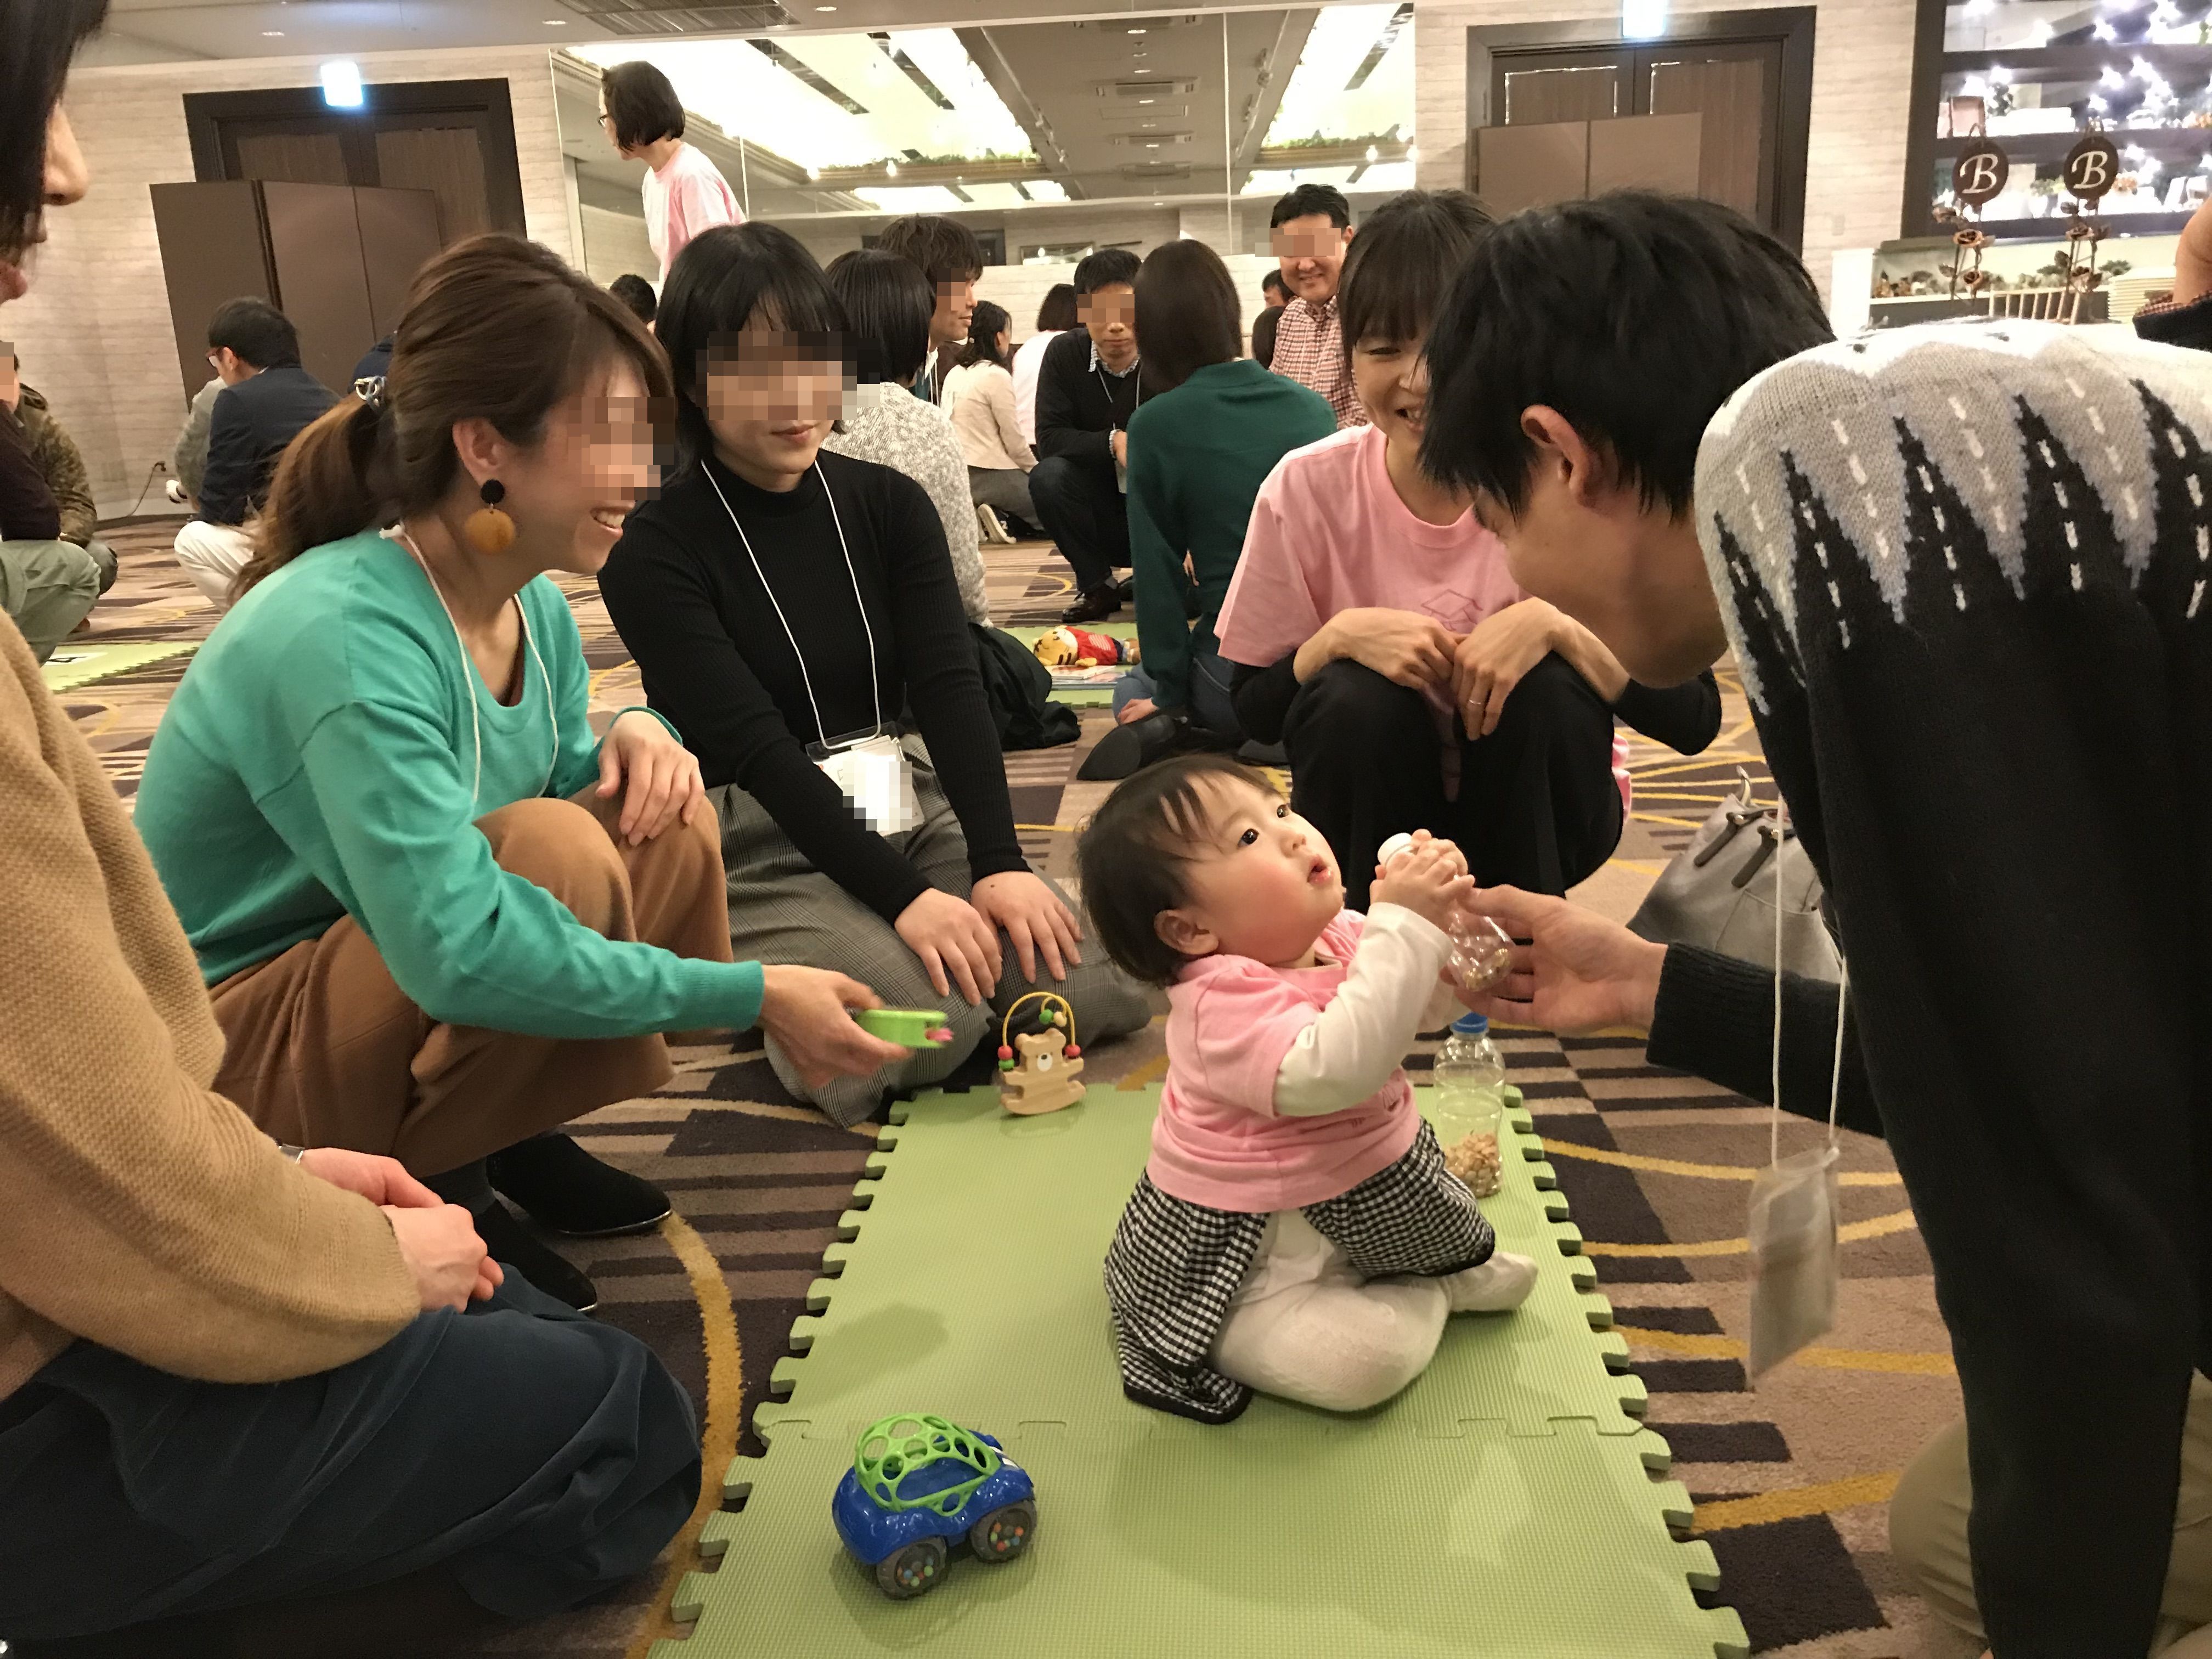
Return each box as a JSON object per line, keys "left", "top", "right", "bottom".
{"left": 895, "top": 888, "right": 1003, "bottom": 1006}
{"left": 1457, "top": 886, "right": 1667, "bottom": 1034}
{"left": 1452, "top": 599, "right": 1563, "bottom": 737}
{"left": 300, "top": 1146, "right": 442, "bottom": 1208}
{"left": 971, "top": 868, "right": 1082, "bottom": 984}
{"left": 387, "top": 1204, "right": 503, "bottom": 1310}
{"left": 1116, "top": 697, "right": 1157, "bottom": 726}
{"left": 1296, "top": 607, "right": 1457, "bottom": 689}
{"left": 758, "top": 964, "right": 909, "bottom": 1087}
{"left": 596, "top": 710, "right": 707, "bottom": 847}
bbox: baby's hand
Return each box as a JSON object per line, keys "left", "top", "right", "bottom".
{"left": 1373, "top": 837, "right": 1476, "bottom": 934}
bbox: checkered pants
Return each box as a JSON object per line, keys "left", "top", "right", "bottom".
{"left": 1102, "top": 1120, "right": 1496, "bottom": 1423}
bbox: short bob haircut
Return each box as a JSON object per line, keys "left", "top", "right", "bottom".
{"left": 1420, "top": 191, "right": 1831, "bottom": 521}
{"left": 1, "top": 0, "right": 108, "bottom": 258}
{"left": 1073, "top": 246, "right": 1139, "bottom": 297}
{"left": 206, "top": 297, "right": 303, "bottom": 370}
{"left": 1075, "top": 752, "right": 1276, "bottom": 987}
{"left": 957, "top": 299, "right": 1012, "bottom": 371}
{"left": 873, "top": 213, "right": 984, "bottom": 287}
{"left": 1135, "top": 239, "right": 1241, "bottom": 397}
{"left": 824, "top": 248, "right": 932, "bottom": 386}
{"left": 600, "top": 60, "right": 686, "bottom": 151}
{"left": 1035, "top": 282, "right": 1078, "bottom": 334}
{"left": 1269, "top": 181, "right": 1351, "bottom": 230}
{"left": 1335, "top": 188, "right": 1493, "bottom": 361}
{"left": 657, "top": 221, "right": 846, "bottom": 472}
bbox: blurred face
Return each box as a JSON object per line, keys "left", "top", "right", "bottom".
{"left": 1079, "top": 283, "right": 1137, "bottom": 369}
{"left": 932, "top": 278, "right": 975, "bottom": 352}
{"left": 1352, "top": 331, "right": 1428, "bottom": 454}
{"left": 0, "top": 349, "right": 18, "bottom": 412}
{"left": 2, "top": 106, "right": 89, "bottom": 306}
{"left": 1264, "top": 286, "right": 1288, "bottom": 309}
{"left": 1271, "top": 213, "right": 1352, "bottom": 304}
{"left": 697, "top": 316, "right": 845, "bottom": 489}
{"left": 1156, "top": 777, "right": 1344, "bottom": 971}
{"left": 486, "top": 357, "right": 662, "bottom": 578}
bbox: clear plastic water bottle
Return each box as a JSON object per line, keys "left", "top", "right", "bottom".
{"left": 1431, "top": 1012, "right": 1507, "bottom": 1197}
{"left": 1376, "top": 832, "right": 1514, "bottom": 992}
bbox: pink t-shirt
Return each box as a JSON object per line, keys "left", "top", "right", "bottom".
{"left": 1214, "top": 421, "right": 1632, "bottom": 810}
{"left": 643, "top": 142, "right": 742, "bottom": 285}
{"left": 1148, "top": 912, "right": 1423, "bottom": 1214}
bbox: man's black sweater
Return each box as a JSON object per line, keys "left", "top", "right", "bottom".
{"left": 198, "top": 363, "right": 336, "bottom": 527}
{"left": 1032, "top": 329, "right": 1139, "bottom": 480}
{"left": 600, "top": 450, "right": 1025, "bottom": 923}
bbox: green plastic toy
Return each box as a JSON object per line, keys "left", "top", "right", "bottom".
{"left": 856, "top": 1008, "right": 956, "bottom": 1048}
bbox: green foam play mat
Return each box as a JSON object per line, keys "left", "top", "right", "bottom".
{"left": 655, "top": 1084, "right": 1745, "bottom": 1658}
{"left": 41, "top": 638, "right": 199, "bottom": 690}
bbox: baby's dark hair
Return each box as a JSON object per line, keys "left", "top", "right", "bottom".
{"left": 1075, "top": 753, "right": 1275, "bottom": 986}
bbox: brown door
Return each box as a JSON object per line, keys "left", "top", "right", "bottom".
{"left": 262, "top": 181, "right": 376, "bottom": 394}
{"left": 150, "top": 180, "right": 275, "bottom": 400}
{"left": 353, "top": 187, "right": 443, "bottom": 345}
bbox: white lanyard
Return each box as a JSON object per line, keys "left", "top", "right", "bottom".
{"left": 387, "top": 525, "right": 557, "bottom": 814}
{"left": 1094, "top": 356, "right": 1142, "bottom": 424}
{"left": 701, "top": 459, "right": 883, "bottom": 748}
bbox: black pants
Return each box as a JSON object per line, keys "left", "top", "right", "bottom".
{"left": 1028, "top": 454, "right": 1127, "bottom": 592}
{"left": 0, "top": 1277, "right": 699, "bottom": 1642}
{"left": 1284, "top": 655, "right": 1623, "bottom": 911}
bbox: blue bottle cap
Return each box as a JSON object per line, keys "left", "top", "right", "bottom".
{"left": 1452, "top": 1012, "right": 1489, "bottom": 1037}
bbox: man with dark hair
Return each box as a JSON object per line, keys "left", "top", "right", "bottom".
{"left": 1424, "top": 188, "right": 2212, "bottom": 1659}
{"left": 873, "top": 214, "right": 984, "bottom": 404}
{"left": 608, "top": 273, "right": 657, "bottom": 325}
{"left": 1251, "top": 267, "right": 1289, "bottom": 369}
{"left": 598, "top": 60, "right": 740, "bottom": 286}
{"left": 172, "top": 298, "right": 335, "bottom": 611}
{"left": 1267, "top": 182, "right": 1358, "bottom": 426}
{"left": 1030, "top": 246, "right": 1141, "bottom": 624}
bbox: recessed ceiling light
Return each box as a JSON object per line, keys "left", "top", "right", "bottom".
{"left": 261, "top": 28, "right": 284, "bottom": 35}
{"left": 1138, "top": 97, "right": 1155, "bottom": 104}
{"left": 1127, "top": 26, "right": 1146, "bottom": 33}
{"left": 543, "top": 18, "right": 567, "bottom": 24}
{"left": 1133, "top": 67, "right": 1150, "bottom": 74}
{"left": 815, "top": 4, "right": 836, "bottom": 9}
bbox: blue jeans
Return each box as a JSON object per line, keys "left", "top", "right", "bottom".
{"left": 1112, "top": 649, "right": 1238, "bottom": 735}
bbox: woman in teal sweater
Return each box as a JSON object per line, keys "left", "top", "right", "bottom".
{"left": 1113, "top": 238, "right": 1336, "bottom": 735}
{"left": 136, "top": 237, "right": 902, "bottom": 1308}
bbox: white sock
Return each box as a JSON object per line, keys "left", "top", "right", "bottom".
{"left": 1444, "top": 1251, "right": 1539, "bottom": 1313}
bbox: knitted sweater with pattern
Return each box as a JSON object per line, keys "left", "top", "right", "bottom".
{"left": 1694, "top": 319, "right": 2212, "bottom": 1658}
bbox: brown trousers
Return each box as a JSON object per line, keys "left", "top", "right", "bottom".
{"left": 210, "top": 788, "right": 732, "bottom": 1177}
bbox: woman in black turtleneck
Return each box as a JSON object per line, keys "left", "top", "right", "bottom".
{"left": 602, "top": 224, "right": 1146, "bottom": 1125}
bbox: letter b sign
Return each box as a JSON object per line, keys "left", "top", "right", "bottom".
{"left": 2064, "top": 132, "right": 2119, "bottom": 203}
{"left": 1952, "top": 139, "right": 2010, "bottom": 208}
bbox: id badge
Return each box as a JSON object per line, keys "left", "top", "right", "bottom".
{"left": 810, "top": 727, "right": 919, "bottom": 836}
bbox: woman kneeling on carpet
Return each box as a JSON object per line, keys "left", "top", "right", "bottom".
{"left": 601, "top": 223, "right": 1148, "bottom": 1126}
{"left": 133, "top": 234, "right": 905, "bottom": 1312}
{"left": 1080, "top": 755, "right": 1536, "bottom": 1422}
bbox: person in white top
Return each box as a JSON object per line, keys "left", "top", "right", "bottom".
{"left": 1009, "top": 283, "right": 1075, "bottom": 447}
{"left": 940, "top": 301, "right": 1038, "bottom": 535}
{"left": 598, "top": 60, "right": 742, "bottom": 287}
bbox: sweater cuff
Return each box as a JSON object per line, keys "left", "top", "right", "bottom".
{"left": 665, "top": 956, "right": 766, "bottom": 1033}
{"left": 1647, "top": 944, "right": 1773, "bottom": 1098}
{"left": 967, "top": 847, "right": 1033, "bottom": 887}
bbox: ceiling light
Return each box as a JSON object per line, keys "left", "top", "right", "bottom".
{"left": 1406, "top": 144, "right": 1419, "bottom": 163}
{"left": 543, "top": 18, "right": 567, "bottom": 24}
{"left": 886, "top": 159, "right": 899, "bottom": 176}
{"left": 1364, "top": 144, "right": 1378, "bottom": 161}
{"left": 261, "top": 27, "right": 284, "bottom": 35}
{"left": 1621, "top": 0, "right": 1667, "bottom": 41}
{"left": 1133, "top": 67, "right": 1150, "bottom": 74}
{"left": 1127, "top": 26, "right": 1146, "bottom": 33}
{"left": 1138, "top": 97, "right": 1155, "bottom": 104}
{"left": 2094, "top": 19, "right": 2118, "bottom": 38}
{"left": 1963, "top": 0, "right": 1993, "bottom": 12}
{"left": 1989, "top": 64, "right": 2012, "bottom": 83}
{"left": 319, "top": 60, "right": 364, "bottom": 108}
{"left": 816, "top": 3, "right": 836, "bottom": 8}
{"left": 2101, "top": 65, "right": 2126, "bottom": 86}
{"left": 2030, "top": 22, "right": 2053, "bottom": 44}
{"left": 806, "top": 165, "right": 820, "bottom": 179}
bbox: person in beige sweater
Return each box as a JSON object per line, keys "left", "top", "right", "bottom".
{"left": 0, "top": 10, "right": 699, "bottom": 1645}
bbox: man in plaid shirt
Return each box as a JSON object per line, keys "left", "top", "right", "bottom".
{"left": 1266, "top": 183, "right": 1363, "bottom": 428}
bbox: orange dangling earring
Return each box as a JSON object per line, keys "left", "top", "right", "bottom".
{"left": 464, "top": 478, "right": 516, "bottom": 555}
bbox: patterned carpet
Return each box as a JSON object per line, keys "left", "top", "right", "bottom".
{"left": 66, "top": 521, "right": 1957, "bottom": 1659}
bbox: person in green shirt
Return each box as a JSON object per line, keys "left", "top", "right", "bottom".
{"left": 136, "top": 235, "right": 904, "bottom": 1310}
{"left": 1110, "top": 237, "right": 1337, "bottom": 741}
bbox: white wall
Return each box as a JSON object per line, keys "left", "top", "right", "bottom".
{"left": 1413, "top": 0, "right": 1918, "bottom": 296}
{"left": 10, "top": 46, "right": 569, "bottom": 514}
{"left": 579, "top": 203, "right": 657, "bottom": 288}
{"left": 978, "top": 250, "right": 1281, "bottom": 348}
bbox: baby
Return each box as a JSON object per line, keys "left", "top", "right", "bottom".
{"left": 1077, "top": 754, "right": 1537, "bottom": 1424}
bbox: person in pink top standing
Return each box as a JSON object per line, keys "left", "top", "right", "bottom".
{"left": 598, "top": 61, "right": 742, "bottom": 288}
{"left": 1080, "top": 755, "right": 1538, "bottom": 1423}
{"left": 1215, "top": 190, "right": 1720, "bottom": 911}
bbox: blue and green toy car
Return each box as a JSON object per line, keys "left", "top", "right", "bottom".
{"left": 831, "top": 1413, "right": 1038, "bottom": 1598}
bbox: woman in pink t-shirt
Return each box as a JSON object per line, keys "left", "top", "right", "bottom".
{"left": 1215, "top": 191, "right": 1718, "bottom": 910}
{"left": 599, "top": 61, "right": 743, "bottom": 286}
{"left": 1079, "top": 755, "right": 1538, "bottom": 1423}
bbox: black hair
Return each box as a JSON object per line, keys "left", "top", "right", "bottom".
{"left": 1, "top": 0, "right": 108, "bottom": 258}
{"left": 206, "top": 297, "right": 302, "bottom": 369}
{"left": 1073, "top": 246, "right": 1139, "bottom": 297}
{"left": 874, "top": 213, "right": 984, "bottom": 286}
{"left": 1270, "top": 182, "right": 1351, "bottom": 230}
{"left": 1075, "top": 753, "right": 1276, "bottom": 986}
{"left": 1261, "top": 268, "right": 1289, "bottom": 298}
{"left": 1420, "top": 191, "right": 1831, "bottom": 521}
{"left": 609, "top": 273, "right": 657, "bottom": 324}
{"left": 823, "top": 247, "right": 931, "bottom": 386}
{"left": 600, "top": 60, "right": 686, "bottom": 150}
{"left": 658, "top": 221, "right": 846, "bottom": 471}
{"left": 1035, "top": 282, "right": 1078, "bottom": 333}
{"left": 956, "top": 299, "right": 1012, "bottom": 371}
{"left": 1337, "top": 188, "right": 1492, "bottom": 359}
{"left": 1135, "top": 239, "right": 1240, "bottom": 396}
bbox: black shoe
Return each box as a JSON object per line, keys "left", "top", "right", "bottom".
{"left": 473, "top": 1203, "right": 599, "bottom": 1313}
{"left": 1077, "top": 708, "right": 1189, "bottom": 782}
{"left": 1060, "top": 584, "right": 1121, "bottom": 624}
{"left": 1238, "top": 738, "right": 1289, "bottom": 766}
{"left": 1114, "top": 573, "right": 1136, "bottom": 602}
{"left": 487, "top": 1131, "right": 672, "bottom": 1237}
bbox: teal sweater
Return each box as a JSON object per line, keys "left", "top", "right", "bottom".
{"left": 136, "top": 530, "right": 764, "bottom": 1037}
{"left": 1124, "top": 359, "right": 1336, "bottom": 712}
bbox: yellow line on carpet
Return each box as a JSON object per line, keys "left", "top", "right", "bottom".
{"left": 1617, "top": 1324, "right": 1956, "bottom": 1377}
{"left": 1582, "top": 1208, "right": 1919, "bottom": 1257}
{"left": 1694, "top": 1472, "right": 1901, "bottom": 1533}
{"left": 1629, "top": 812, "right": 1711, "bottom": 829}
{"left": 1539, "top": 1141, "right": 1904, "bottom": 1187}
{"left": 1118, "top": 1052, "right": 1170, "bottom": 1091}
{"left": 1014, "top": 823, "right": 1080, "bottom": 833}
{"left": 1627, "top": 752, "right": 1765, "bottom": 781}
{"left": 623, "top": 1210, "right": 743, "bottom": 1659}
